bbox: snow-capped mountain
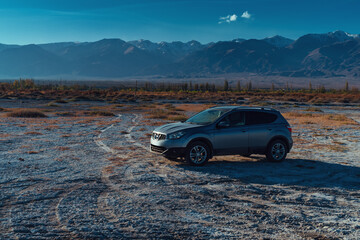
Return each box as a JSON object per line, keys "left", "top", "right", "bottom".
{"left": 0, "top": 30, "right": 359, "bottom": 78}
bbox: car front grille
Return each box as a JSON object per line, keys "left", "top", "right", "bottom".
{"left": 152, "top": 132, "right": 166, "bottom": 140}
{"left": 151, "top": 144, "right": 167, "bottom": 153}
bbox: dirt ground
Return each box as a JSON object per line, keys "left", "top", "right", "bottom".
{"left": 0, "top": 99, "right": 359, "bottom": 239}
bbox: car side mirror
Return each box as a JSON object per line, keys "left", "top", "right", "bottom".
{"left": 217, "top": 121, "right": 230, "bottom": 128}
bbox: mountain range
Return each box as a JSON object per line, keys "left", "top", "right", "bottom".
{"left": 0, "top": 30, "right": 359, "bottom": 79}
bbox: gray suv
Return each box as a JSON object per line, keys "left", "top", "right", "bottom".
{"left": 150, "top": 106, "right": 293, "bottom": 166}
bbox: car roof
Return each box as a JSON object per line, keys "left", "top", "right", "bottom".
{"left": 210, "top": 105, "right": 278, "bottom": 112}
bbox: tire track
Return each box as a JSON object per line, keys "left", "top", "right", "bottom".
{"left": 93, "top": 113, "right": 221, "bottom": 237}
{"left": 94, "top": 114, "right": 122, "bottom": 155}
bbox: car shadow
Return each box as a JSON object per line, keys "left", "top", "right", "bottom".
{"left": 177, "top": 157, "right": 360, "bottom": 190}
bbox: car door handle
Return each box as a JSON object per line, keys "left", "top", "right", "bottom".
{"left": 242, "top": 130, "right": 247, "bottom": 132}
{"left": 268, "top": 128, "right": 272, "bottom": 131}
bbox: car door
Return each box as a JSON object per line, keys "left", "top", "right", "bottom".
{"left": 210, "top": 111, "right": 249, "bottom": 155}
{"left": 245, "top": 111, "right": 278, "bottom": 153}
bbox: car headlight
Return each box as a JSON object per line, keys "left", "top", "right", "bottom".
{"left": 168, "top": 131, "right": 186, "bottom": 140}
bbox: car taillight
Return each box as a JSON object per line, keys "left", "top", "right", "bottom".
{"left": 287, "top": 126, "right": 292, "bottom": 133}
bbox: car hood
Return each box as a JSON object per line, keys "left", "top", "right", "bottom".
{"left": 153, "top": 122, "right": 200, "bottom": 134}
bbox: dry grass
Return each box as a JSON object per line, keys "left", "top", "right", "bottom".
{"left": 146, "top": 109, "right": 168, "bottom": 119}
{"left": 304, "top": 107, "right": 323, "bottom": 112}
{"left": 308, "top": 142, "right": 349, "bottom": 152}
{"left": 167, "top": 115, "right": 188, "bottom": 122}
{"left": 146, "top": 109, "right": 188, "bottom": 122}
{"left": 84, "top": 111, "right": 115, "bottom": 117}
{"left": 53, "top": 99, "right": 68, "bottom": 104}
{"left": 2, "top": 87, "right": 360, "bottom": 104}
{"left": 24, "top": 131, "right": 43, "bottom": 135}
{"left": 0, "top": 133, "right": 12, "bottom": 137}
{"left": 283, "top": 112, "right": 358, "bottom": 127}
{"left": 55, "top": 112, "right": 76, "bottom": 117}
{"left": 47, "top": 102, "right": 60, "bottom": 107}
{"left": 328, "top": 145, "right": 349, "bottom": 152}
{"left": 144, "top": 104, "right": 190, "bottom": 122}
{"left": 44, "top": 125, "right": 60, "bottom": 131}
{"left": 175, "top": 104, "right": 216, "bottom": 113}
{"left": 28, "top": 151, "right": 39, "bottom": 154}
{"left": 57, "top": 146, "right": 70, "bottom": 151}
{"left": 6, "top": 110, "right": 47, "bottom": 118}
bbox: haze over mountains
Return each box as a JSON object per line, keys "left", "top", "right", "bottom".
{"left": 0, "top": 30, "right": 359, "bottom": 79}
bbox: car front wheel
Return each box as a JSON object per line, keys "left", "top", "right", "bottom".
{"left": 266, "top": 140, "right": 287, "bottom": 162}
{"left": 185, "top": 141, "right": 210, "bottom": 166}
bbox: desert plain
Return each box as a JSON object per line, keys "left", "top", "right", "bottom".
{"left": 0, "top": 95, "right": 360, "bottom": 239}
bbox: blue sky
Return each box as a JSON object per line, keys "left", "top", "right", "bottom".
{"left": 0, "top": 0, "right": 359, "bottom": 44}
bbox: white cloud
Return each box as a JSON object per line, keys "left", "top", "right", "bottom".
{"left": 219, "top": 11, "right": 251, "bottom": 24}
{"left": 229, "top": 14, "right": 238, "bottom": 21}
{"left": 218, "top": 14, "right": 238, "bottom": 24}
{"left": 241, "top": 11, "right": 251, "bottom": 19}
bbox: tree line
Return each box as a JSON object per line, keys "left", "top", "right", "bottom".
{"left": 0, "top": 78, "right": 358, "bottom": 94}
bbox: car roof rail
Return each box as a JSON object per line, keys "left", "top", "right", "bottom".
{"left": 260, "top": 107, "right": 277, "bottom": 111}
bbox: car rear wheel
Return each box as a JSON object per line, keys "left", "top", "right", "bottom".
{"left": 185, "top": 141, "right": 210, "bottom": 166}
{"left": 266, "top": 140, "right": 287, "bottom": 162}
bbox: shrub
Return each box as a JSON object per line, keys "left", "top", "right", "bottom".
{"left": 7, "top": 110, "right": 47, "bottom": 118}
{"left": 55, "top": 112, "right": 76, "bottom": 117}
{"left": 304, "top": 107, "right": 323, "bottom": 112}
{"left": 85, "top": 111, "right": 115, "bottom": 116}
{"left": 147, "top": 109, "right": 168, "bottom": 119}
{"left": 54, "top": 99, "right": 68, "bottom": 103}
{"left": 47, "top": 103, "right": 59, "bottom": 107}
{"left": 168, "top": 115, "right": 188, "bottom": 122}
{"left": 24, "top": 132, "right": 43, "bottom": 135}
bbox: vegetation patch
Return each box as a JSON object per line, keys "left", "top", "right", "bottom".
{"left": 57, "top": 146, "right": 70, "bottom": 151}
{"left": 146, "top": 109, "right": 168, "bottom": 119}
{"left": 283, "top": 112, "right": 358, "bottom": 127}
{"left": 53, "top": 99, "right": 68, "bottom": 103}
{"left": 28, "top": 151, "right": 39, "bottom": 154}
{"left": 304, "top": 107, "right": 323, "bottom": 112}
{"left": 55, "top": 112, "right": 76, "bottom": 117}
{"left": 7, "top": 110, "right": 48, "bottom": 118}
{"left": 168, "top": 115, "right": 188, "bottom": 122}
{"left": 327, "top": 145, "right": 349, "bottom": 152}
{"left": 84, "top": 111, "right": 115, "bottom": 117}
{"left": 24, "top": 132, "right": 43, "bottom": 135}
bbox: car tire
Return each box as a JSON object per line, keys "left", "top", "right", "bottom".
{"left": 185, "top": 141, "right": 210, "bottom": 166}
{"left": 266, "top": 139, "right": 287, "bottom": 162}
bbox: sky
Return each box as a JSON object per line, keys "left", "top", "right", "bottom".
{"left": 0, "top": 0, "right": 359, "bottom": 45}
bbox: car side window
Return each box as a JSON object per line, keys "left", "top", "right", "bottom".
{"left": 222, "top": 112, "right": 245, "bottom": 127}
{"left": 245, "top": 111, "right": 277, "bottom": 125}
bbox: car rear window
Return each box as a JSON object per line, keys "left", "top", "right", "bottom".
{"left": 245, "top": 111, "right": 277, "bottom": 125}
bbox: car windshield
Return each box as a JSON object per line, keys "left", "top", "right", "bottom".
{"left": 185, "top": 108, "right": 231, "bottom": 125}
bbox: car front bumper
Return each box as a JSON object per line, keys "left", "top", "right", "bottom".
{"left": 150, "top": 144, "right": 186, "bottom": 157}
{"left": 150, "top": 134, "right": 188, "bottom": 157}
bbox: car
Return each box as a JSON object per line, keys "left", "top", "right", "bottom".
{"left": 150, "top": 106, "right": 293, "bottom": 166}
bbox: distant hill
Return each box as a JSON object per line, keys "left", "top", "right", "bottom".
{"left": 0, "top": 30, "right": 359, "bottom": 79}
{"left": 262, "top": 35, "right": 294, "bottom": 48}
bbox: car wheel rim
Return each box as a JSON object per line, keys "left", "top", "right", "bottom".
{"left": 271, "top": 143, "right": 285, "bottom": 160}
{"left": 189, "top": 145, "right": 207, "bottom": 164}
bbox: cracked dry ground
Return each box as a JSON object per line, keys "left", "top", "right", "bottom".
{"left": 1, "top": 111, "right": 360, "bottom": 239}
